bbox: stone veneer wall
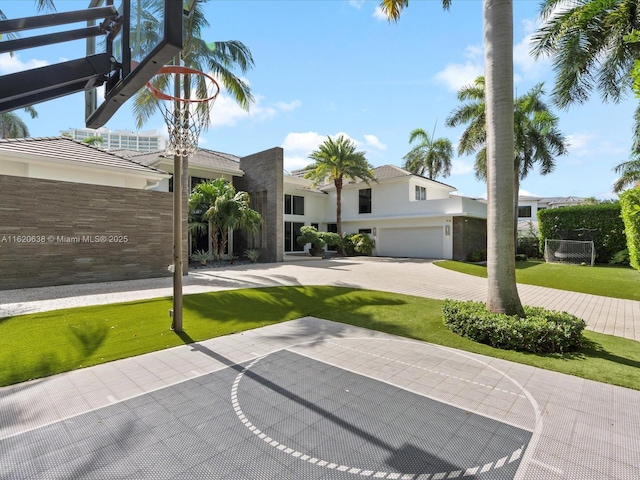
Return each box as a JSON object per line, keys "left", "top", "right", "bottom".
{"left": 452, "top": 217, "right": 487, "bottom": 261}
{"left": 0, "top": 175, "right": 173, "bottom": 290}
{"left": 235, "top": 147, "right": 283, "bottom": 263}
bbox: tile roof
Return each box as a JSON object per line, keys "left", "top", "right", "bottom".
{"left": 119, "top": 148, "right": 242, "bottom": 173}
{"left": 0, "top": 137, "right": 167, "bottom": 175}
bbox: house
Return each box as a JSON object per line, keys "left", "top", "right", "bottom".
{"left": 0, "top": 138, "right": 487, "bottom": 289}
{"left": 284, "top": 165, "right": 487, "bottom": 260}
{"left": 0, "top": 137, "right": 173, "bottom": 290}
{"left": 516, "top": 195, "right": 588, "bottom": 234}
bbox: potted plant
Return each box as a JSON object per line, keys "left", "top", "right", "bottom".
{"left": 297, "top": 226, "right": 341, "bottom": 257}
{"left": 297, "top": 226, "right": 326, "bottom": 256}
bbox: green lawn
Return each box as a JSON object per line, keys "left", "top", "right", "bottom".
{"left": 436, "top": 260, "right": 640, "bottom": 301}
{"left": 1, "top": 286, "right": 639, "bottom": 391}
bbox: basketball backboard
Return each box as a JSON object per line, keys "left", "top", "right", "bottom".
{"left": 0, "top": 1, "right": 184, "bottom": 128}
{"left": 85, "top": 0, "right": 183, "bottom": 128}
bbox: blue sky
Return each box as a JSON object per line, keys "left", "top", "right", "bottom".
{"left": 1, "top": 0, "right": 637, "bottom": 199}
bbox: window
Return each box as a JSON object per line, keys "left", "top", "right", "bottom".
{"left": 191, "top": 176, "right": 207, "bottom": 190}
{"left": 359, "top": 229, "right": 372, "bottom": 234}
{"left": 359, "top": 188, "right": 372, "bottom": 214}
{"left": 415, "top": 185, "right": 426, "bottom": 201}
{"left": 284, "top": 194, "right": 305, "bottom": 215}
{"left": 518, "top": 206, "right": 532, "bottom": 218}
{"left": 284, "top": 222, "right": 305, "bottom": 252}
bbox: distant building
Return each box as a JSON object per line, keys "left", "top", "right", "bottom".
{"left": 60, "top": 127, "right": 166, "bottom": 152}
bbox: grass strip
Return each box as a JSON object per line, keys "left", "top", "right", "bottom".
{"left": 436, "top": 260, "right": 640, "bottom": 301}
{"left": 1, "top": 286, "right": 638, "bottom": 390}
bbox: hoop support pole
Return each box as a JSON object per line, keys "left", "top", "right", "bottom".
{"left": 171, "top": 64, "right": 184, "bottom": 333}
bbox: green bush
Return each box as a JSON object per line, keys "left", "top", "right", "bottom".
{"left": 538, "top": 203, "right": 626, "bottom": 263}
{"left": 342, "top": 233, "right": 375, "bottom": 256}
{"left": 467, "top": 249, "right": 487, "bottom": 262}
{"left": 619, "top": 188, "right": 640, "bottom": 271}
{"left": 517, "top": 236, "right": 541, "bottom": 258}
{"left": 515, "top": 253, "right": 528, "bottom": 262}
{"left": 442, "top": 299, "right": 586, "bottom": 354}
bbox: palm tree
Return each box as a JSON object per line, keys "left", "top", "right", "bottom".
{"left": 614, "top": 158, "right": 640, "bottom": 192}
{"left": 381, "top": 0, "right": 523, "bottom": 315}
{"left": 304, "top": 135, "right": 376, "bottom": 240}
{"left": 531, "top": 0, "right": 640, "bottom": 150}
{"left": 189, "top": 178, "right": 262, "bottom": 259}
{"left": 403, "top": 127, "right": 454, "bottom": 180}
{"left": 446, "top": 76, "right": 568, "bottom": 240}
{"left": 0, "top": 106, "right": 38, "bottom": 139}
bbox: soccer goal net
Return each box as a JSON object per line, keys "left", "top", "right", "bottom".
{"left": 544, "top": 239, "right": 595, "bottom": 266}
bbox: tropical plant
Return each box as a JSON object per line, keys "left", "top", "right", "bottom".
{"left": 345, "top": 233, "right": 375, "bottom": 256}
{"left": 380, "top": 0, "right": 524, "bottom": 315}
{"left": 304, "top": 135, "right": 376, "bottom": 241}
{"left": 82, "top": 135, "right": 103, "bottom": 147}
{"left": 188, "top": 178, "right": 262, "bottom": 259}
{"left": 613, "top": 158, "right": 640, "bottom": 193}
{"left": 403, "top": 126, "right": 454, "bottom": 179}
{"left": 531, "top": 0, "right": 640, "bottom": 151}
{"left": 191, "top": 249, "right": 212, "bottom": 266}
{"left": 244, "top": 248, "right": 261, "bottom": 263}
{"left": 446, "top": 76, "right": 568, "bottom": 241}
{"left": 296, "top": 226, "right": 341, "bottom": 253}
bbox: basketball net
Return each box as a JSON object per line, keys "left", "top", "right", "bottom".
{"left": 146, "top": 65, "right": 220, "bottom": 157}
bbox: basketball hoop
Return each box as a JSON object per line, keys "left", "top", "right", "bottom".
{"left": 145, "top": 65, "right": 220, "bottom": 157}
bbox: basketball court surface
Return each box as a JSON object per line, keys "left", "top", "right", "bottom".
{"left": 2, "top": 315, "right": 636, "bottom": 479}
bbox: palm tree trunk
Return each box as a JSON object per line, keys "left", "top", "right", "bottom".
{"left": 513, "top": 171, "right": 520, "bottom": 254}
{"left": 484, "top": 0, "right": 525, "bottom": 316}
{"left": 335, "top": 177, "right": 343, "bottom": 237}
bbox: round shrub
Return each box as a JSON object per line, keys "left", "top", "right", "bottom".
{"left": 442, "top": 300, "right": 586, "bottom": 353}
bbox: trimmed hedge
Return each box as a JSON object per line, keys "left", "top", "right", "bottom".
{"left": 442, "top": 300, "right": 586, "bottom": 353}
{"left": 619, "top": 188, "right": 640, "bottom": 271}
{"left": 537, "top": 203, "right": 626, "bottom": 263}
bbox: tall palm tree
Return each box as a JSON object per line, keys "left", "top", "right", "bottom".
{"left": 531, "top": 0, "right": 640, "bottom": 150}
{"left": 614, "top": 158, "right": 640, "bottom": 192}
{"left": 403, "top": 127, "right": 454, "bottom": 180}
{"left": 381, "top": 0, "right": 523, "bottom": 315}
{"left": 446, "top": 76, "right": 568, "bottom": 240}
{"left": 304, "top": 135, "right": 376, "bottom": 239}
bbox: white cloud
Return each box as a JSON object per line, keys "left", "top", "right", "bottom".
{"left": 282, "top": 131, "right": 367, "bottom": 173}
{"left": 513, "top": 18, "right": 549, "bottom": 78}
{"left": 364, "top": 134, "right": 387, "bottom": 150}
{"left": 209, "top": 94, "right": 300, "bottom": 128}
{"left": 566, "top": 133, "right": 595, "bottom": 157}
{"left": 373, "top": 6, "right": 387, "bottom": 21}
{"left": 282, "top": 131, "right": 327, "bottom": 152}
{"left": 348, "top": 0, "right": 365, "bottom": 8}
{"left": 451, "top": 159, "right": 475, "bottom": 176}
{"left": 434, "top": 62, "right": 483, "bottom": 92}
{"left": 0, "top": 53, "right": 48, "bottom": 74}
{"left": 284, "top": 155, "right": 313, "bottom": 173}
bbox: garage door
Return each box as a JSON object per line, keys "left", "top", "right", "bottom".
{"left": 377, "top": 227, "right": 443, "bottom": 258}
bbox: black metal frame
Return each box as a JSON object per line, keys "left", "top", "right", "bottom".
{"left": 0, "top": 0, "right": 183, "bottom": 129}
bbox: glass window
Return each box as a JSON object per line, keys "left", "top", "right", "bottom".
{"left": 284, "top": 194, "right": 304, "bottom": 215}
{"left": 518, "top": 206, "right": 532, "bottom": 218}
{"left": 284, "top": 194, "right": 292, "bottom": 215}
{"left": 293, "top": 195, "right": 305, "bottom": 215}
{"left": 359, "top": 188, "right": 372, "bottom": 214}
{"left": 415, "top": 185, "right": 426, "bottom": 201}
{"left": 359, "top": 228, "right": 372, "bottom": 234}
